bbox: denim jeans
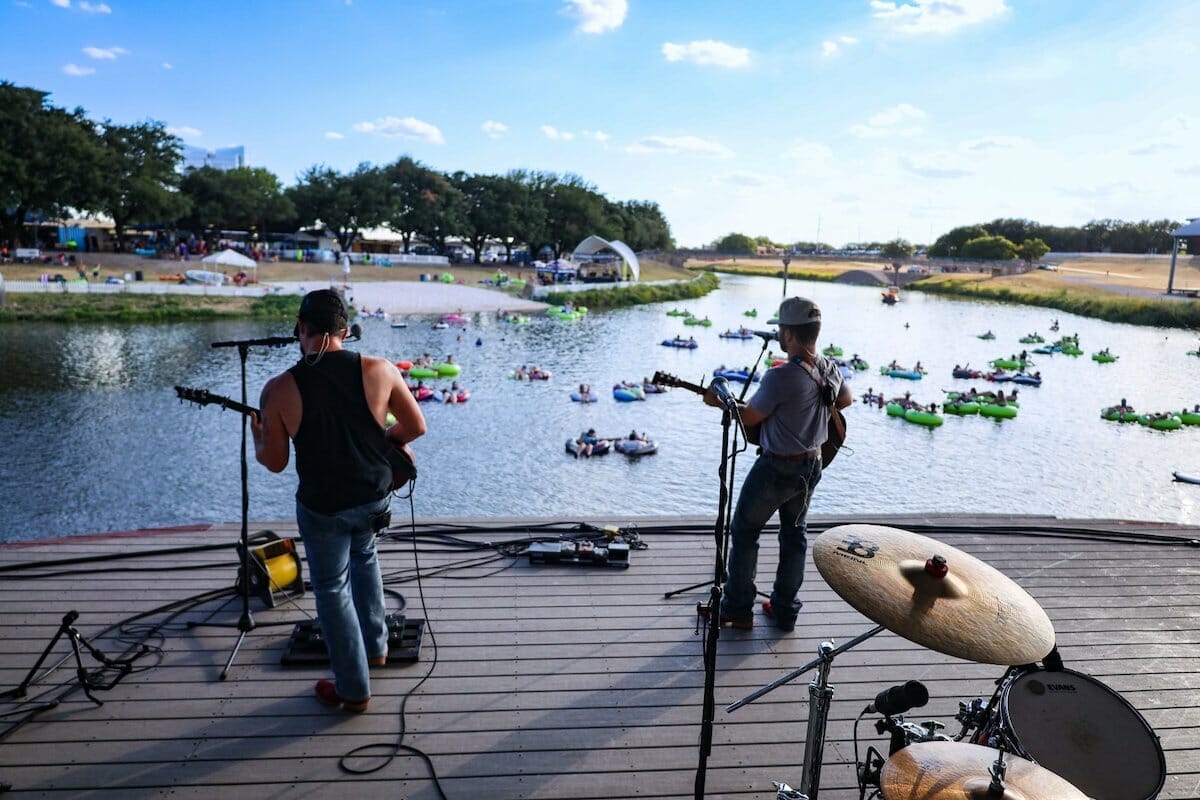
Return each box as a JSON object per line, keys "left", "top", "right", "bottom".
{"left": 296, "top": 495, "right": 390, "bottom": 702}
{"left": 721, "top": 454, "right": 822, "bottom": 624}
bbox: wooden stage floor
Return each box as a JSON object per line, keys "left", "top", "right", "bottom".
{"left": 1, "top": 513, "right": 1197, "bottom": 799}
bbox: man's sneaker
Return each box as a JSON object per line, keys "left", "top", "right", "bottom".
{"left": 762, "top": 600, "right": 796, "bottom": 632}
{"left": 697, "top": 605, "right": 753, "bottom": 630}
{"left": 315, "top": 679, "right": 369, "bottom": 713}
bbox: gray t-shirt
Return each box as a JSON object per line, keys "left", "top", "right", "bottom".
{"left": 749, "top": 355, "right": 844, "bottom": 455}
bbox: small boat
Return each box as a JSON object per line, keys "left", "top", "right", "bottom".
{"left": 184, "top": 269, "right": 226, "bottom": 285}
{"left": 882, "top": 287, "right": 900, "bottom": 305}
{"left": 432, "top": 322, "right": 449, "bottom": 330}
{"left": 613, "top": 437, "right": 658, "bottom": 456}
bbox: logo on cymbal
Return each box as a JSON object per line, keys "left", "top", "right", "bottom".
{"left": 836, "top": 537, "right": 878, "bottom": 560}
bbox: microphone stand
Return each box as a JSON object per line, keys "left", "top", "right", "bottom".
{"left": 188, "top": 335, "right": 300, "bottom": 680}
{"left": 694, "top": 396, "right": 740, "bottom": 800}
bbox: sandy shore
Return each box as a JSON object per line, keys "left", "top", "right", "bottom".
{"left": 303, "top": 281, "right": 549, "bottom": 316}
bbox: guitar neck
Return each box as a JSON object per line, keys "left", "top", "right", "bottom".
{"left": 174, "top": 386, "right": 258, "bottom": 417}
{"left": 651, "top": 371, "right": 705, "bottom": 396}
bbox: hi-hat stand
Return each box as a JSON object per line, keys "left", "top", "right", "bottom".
{"left": 188, "top": 335, "right": 301, "bottom": 680}
{"left": 726, "top": 625, "right": 885, "bottom": 800}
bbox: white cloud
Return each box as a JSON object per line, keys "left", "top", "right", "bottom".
{"left": 324, "top": 131, "right": 345, "bottom": 140}
{"left": 716, "top": 171, "right": 776, "bottom": 188}
{"left": 871, "top": 0, "right": 1008, "bottom": 34}
{"left": 849, "top": 103, "right": 925, "bottom": 137}
{"left": 352, "top": 116, "right": 444, "bottom": 144}
{"left": 481, "top": 120, "right": 508, "bottom": 139}
{"left": 166, "top": 125, "right": 201, "bottom": 138}
{"left": 625, "top": 135, "right": 734, "bottom": 158}
{"left": 540, "top": 125, "right": 575, "bottom": 141}
{"left": 61, "top": 63, "right": 94, "bottom": 76}
{"left": 561, "top": 0, "right": 626, "bottom": 34}
{"left": 83, "top": 45, "right": 128, "bottom": 60}
{"left": 50, "top": 0, "right": 69, "bottom": 7}
{"left": 900, "top": 154, "right": 973, "bottom": 179}
{"left": 821, "top": 35, "right": 859, "bottom": 57}
{"left": 79, "top": 0, "right": 110, "bottom": 11}
{"left": 161, "top": 62, "right": 172, "bottom": 70}
{"left": 584, "top": 129, "right": 610, "bottom": 142}
{"left": 1127, "top": 141, "right": 1177, "bottom": 157}
{"left": 962, "top": 135, "right": 1030, "bottom": 152}
{"left": 780, "top": 139, "right": 833, "bottom": 162}
{"left": 662, "top": 40, "right": 751, "bottom": 68}
{"left": 1177, "top": 165, "right": 1200, "bottom": 177}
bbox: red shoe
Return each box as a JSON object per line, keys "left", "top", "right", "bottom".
{"left": 315, "top": 679, "right": 369, "bottom": 713}
{"left": 696, "top": 604, "right": 753, "bottom": 630}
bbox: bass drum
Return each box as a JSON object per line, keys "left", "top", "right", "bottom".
{"left": 987, "top": 667, "right": 1165, "bottom": 800}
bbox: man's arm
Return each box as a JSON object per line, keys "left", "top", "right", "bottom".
{"left": 363, "top": 356, "right": 426, "bottom": 444}
{"left": 251, "top": 373, "right": 298, "bottom": 473}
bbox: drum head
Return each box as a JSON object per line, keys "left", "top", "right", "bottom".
{"left": 1002, "top": 668, "right": 1165, "bottom": 800}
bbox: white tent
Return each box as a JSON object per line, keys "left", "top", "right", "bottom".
{"left": 202, "top": 248, "right": 258, "bottom": 283}
{"left": 571, "top": 235, "right": 640, "bottom": 281}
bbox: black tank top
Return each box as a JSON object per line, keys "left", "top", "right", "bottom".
{"left": 288, "top": 350, "right": 391, "bottom": 513}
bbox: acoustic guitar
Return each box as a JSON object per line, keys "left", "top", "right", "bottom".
{"left": 174, "top": 386, "right": 417, "bottom": 490}
{"left": 651, "top": 371, "right": 847, "bottom": 467}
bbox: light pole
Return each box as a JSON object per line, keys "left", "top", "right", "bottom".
{"left": 782, "top": 256, "right": 791, "bottom": 299}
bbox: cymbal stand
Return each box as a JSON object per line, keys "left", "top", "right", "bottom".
{"left": 726, "top": 624, "right": 885, "bottom": 800}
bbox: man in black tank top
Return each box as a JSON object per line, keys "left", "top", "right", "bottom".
{"left": 252, "top": 289, "right": 426, "bottom": 712}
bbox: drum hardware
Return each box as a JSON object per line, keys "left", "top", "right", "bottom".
{"left": 880, "top": 740, "right": 1092, "bottom": 799}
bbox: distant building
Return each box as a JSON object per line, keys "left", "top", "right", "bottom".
{"left": 183, "top": 145, "right": 246, "bottom": 171}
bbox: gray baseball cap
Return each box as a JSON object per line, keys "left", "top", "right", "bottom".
{"left": 768, "top": 296, "right": 822, "bottom": 326}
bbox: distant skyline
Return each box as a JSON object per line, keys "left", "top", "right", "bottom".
{"left": 2, "top": 0, "right": 1197, "bottom": 247}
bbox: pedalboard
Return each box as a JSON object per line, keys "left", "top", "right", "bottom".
{"left": 528, "top": 540, "right": 630, "bottom": 568}
{"left": 280, "top": 612, "right": 424, "bottom": 666}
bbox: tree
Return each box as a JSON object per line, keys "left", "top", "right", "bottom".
{"left": 928, "top": 225, "right": 988, "bottom": 257}
{"left": 383, "top": 157, "right": 459, "bottom": 253}
{"left": 616, "top": 200, "right": 673, "bottom": 251}
{"left": 715, "top": 233, "right": 755, "bottom": 254}
{"left": 880, "top": 238, "right": 914, "bottom": 262}
{"left": 0, "top": 82, "right": 106, "bottom": 246}
{"left": 542, "top": 174, "right": 611, "bottom": 258}
{"left": 179, "top": 166, "right": 295, "bottom": 247}
{"left": 452, "top": 172, "right": 527, "bottom": 263}
{"left": 96, "top": 120, "right": 188, "bottom": 251}
{"left": 288, "top": 163, "right": 388, "bottom": 251}
{"left": 961, "top": 235, "right": 1018, "bottom": 260}
{"left": 1016, "top": 237, "right": 1050, "bottom": 265}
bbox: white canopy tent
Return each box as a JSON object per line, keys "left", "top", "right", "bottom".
{"left": 202, "top": 248, "right": 258, "bottom": 283}
{"left": 1167, "top": 217, "right": 1200, "bottom": 295}
{"left": 571, "top": 235, "right": 640, "bottom": 282}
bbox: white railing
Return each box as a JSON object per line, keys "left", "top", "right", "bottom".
{"left": 1, "top": 280, "right": 288, "bottom": 297}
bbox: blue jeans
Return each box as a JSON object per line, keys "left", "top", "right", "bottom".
{"left": 721, "top": 455, "right": 822, "bottom": 624}
{"left": 296, "top": 496, "right": 390, "bottom": 702}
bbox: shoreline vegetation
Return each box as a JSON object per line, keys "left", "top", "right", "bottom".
{"left": 2, "top": 252, "right": 1197, "bottom": 328}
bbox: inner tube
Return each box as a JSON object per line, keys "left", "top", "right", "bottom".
{"left": 718, "top": 331, "right": 754, "bottom": 340}
{"left": 850, "top": 357, "right": 869, "bottom": 371}
{"left": 979, "top": 403, "right": 1018, "bottom": 419}
{"left": 683, "top": 317, "right": 713, "bottom": 326}
{"left": 613, "top": 387, "right": 642, "bottom": 402}
{"left": 1138, "top": 415, "right": 1182, "bottom": 431}
{"left": 904, "top": 408, "right": 944, "bottom": 427}
{"left": 822, "top": 346, "right": 843, "bottom": 357}
{"left": 613, "top": 438, "right": 657, "bottom": 456}
{"left": 953, "top": 368, "right": 982, "bottom": 379}
{"left": 436, "top": 363, "right": 461, "bottom": 376}
{"left": 1179, "top": 411, "right": 1200, "bottom": 425}
{"left": 977, "top": 332, "right": 995, "bottom": 340}
{"left": 1032, "top": 346, "right": 1057, "bottom": 355}
{"left": 1091, "top": 352, "right": 1118, "bottom": 363}
{"left": 408, "top": 367, "right": 438, "bottom": 379}
{"left": 1010, "top": 374, "right": 1042, "bottom": 386}
{"left": 666, "top": 309, "right": 690, "bottom": 317}
{"left": 413, "top": 386, "right": 435, "bottom": 402}
{"left": 1018, "top": 335, "right": 1044, "bottom": 344}
{"left": 881, "top": 368, "right": 922, "bottom": 380}
{"left": 570, "top": 392, "right": 597, "bottom": 403}
{"left": 395, "top": 360, "right": 413, "bottom": 371}
{"left": 713, "top": 368, "right": 759, "bottom": 383}
{"left": 662, "top": 338, "right": 699, "bottom": 349}
{"left": 886, "top": 402, "right": 907, "bottom": 417}
{"left": 566, "top": 438, "right": 611, "bottom": 457}
{"left": 944, "top": 401, "right": 980, "bottom": 415}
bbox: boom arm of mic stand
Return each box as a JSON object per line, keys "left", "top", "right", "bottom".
{"left": 725, "top": 625, "right": 884, "bottom": 712}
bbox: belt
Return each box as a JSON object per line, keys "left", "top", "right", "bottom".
{"left": 764, "top": 449, "right": 819, "bottom": 462}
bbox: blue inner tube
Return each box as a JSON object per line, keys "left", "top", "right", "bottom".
{"left": 662, "top": 338, "right": 698, "bottom": 349}
{"left": 713, "top": 369, "right": 759, "bottom": 383}
{"left": 570, "top": 392, "right": 597, "bottom": 403}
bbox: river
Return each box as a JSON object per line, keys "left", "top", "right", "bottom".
{"left": 1, "top": 273, "right": 1196, "bottom": 544}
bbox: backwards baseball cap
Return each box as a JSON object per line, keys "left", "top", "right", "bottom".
{"left": 768, "top": 296, "right": 822, "bottom": 326}
{"left": 295, "top": 289, "right": 348, "bottom": 335}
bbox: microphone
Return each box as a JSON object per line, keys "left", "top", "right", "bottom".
{"left": 709, "top": 376, "right": 738, "bottom": 409}
{"left": 752, "top": 329, "right": 777, "bottom": 342}
{"left": 866, "top": 680, "right": 929, "bottom": 716}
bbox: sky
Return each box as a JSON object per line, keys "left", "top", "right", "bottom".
{"left": 2, "top": 0, "right": 1198, "bottom": 248}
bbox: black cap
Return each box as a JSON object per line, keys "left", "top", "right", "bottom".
{"left": 295, "top": 289, "right": 347, "bottom": 335}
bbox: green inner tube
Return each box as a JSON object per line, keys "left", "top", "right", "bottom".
{"left": 1100, "top": 409, "right": 1122, "bottom": 421}
{"left": 1139, "top": 415, "right": 1182, "bottom": 430}
{"left": 822, "top": 347, "right": 843, "bottom": 357}
{"left": 886, "top": 402, "right": 907, "bottom": 417}
{"left": 436, "top": 363, "right": 461, "bottom": 376}
{"left": 979, "top": 404, "right": 1018, "bottom": 419}
{"left": 945, "top": 401, "right": 980, "bottom": 415}
{"left": 1091, "top": 353, "right": 1117, "bottom": 363}
{"left": 1179, "top": 412, "right": 1200, "bottom": 425}
{"left": 904, "top": 409, "right": 944, "bottom": 426}
{"left": 408, "top": 367, "right": 438, "bottom": 379}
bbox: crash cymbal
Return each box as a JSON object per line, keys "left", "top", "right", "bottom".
{"left": 881, "top": 741, "right": 1090, "bottom": 800}
{"left": 813, "top": 524, "right": 1054, "bottom": 665}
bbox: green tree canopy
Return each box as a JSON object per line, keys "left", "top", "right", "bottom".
{"left": 180, "top": 166, "right": 295, "bottom": 245}
{"left": 880, "top": 238, "right": 914, "bottom": 261}
{"left": 96, "top": 120, "right": 188, "bottom": 250}
{"left": 928, "top": 225, "right": 989, "bottom": 257}
{"left": 1016, "top": 237, "right": 1050, "bottom": 264}
{"left": 715, "top": 232, "right": 756, "bottom": 254}
{"left": 0, "top": 82, "right": 106, "bottom": 246}
{"left": 960, "top": 235, "right": 1018, "bottom": 260}
{"left": 288, "top": 163, "right": 388, "bottom": 251}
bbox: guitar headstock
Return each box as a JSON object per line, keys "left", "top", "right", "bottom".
{"left": 175, "top": 385, "right": 218, "bottom": 407}
{"left": 652, "top": 371, "right": 681, "bottom": 388}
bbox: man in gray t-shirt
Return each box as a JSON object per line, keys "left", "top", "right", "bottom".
{"left": 703, "top": 296, "right": 852, "bottom": 631}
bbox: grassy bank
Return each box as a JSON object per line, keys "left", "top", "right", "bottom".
{"left": 543, "top": 272, "right": 719, "bottom": 310}
{"left": 911, "top": 276, "right": 1200, "bottom": 329}
{"left": 689, "top": 260, "right": 842, "bottom": 283}
{"left": 0, "top": 291, "right": 300, "bottom": 323}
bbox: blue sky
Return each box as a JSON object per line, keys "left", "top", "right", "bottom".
{"left": 3, "top": 0, "right": 1197, "bottom": 247}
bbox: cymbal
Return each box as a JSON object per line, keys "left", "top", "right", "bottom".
{"left": 881, "top": 741, "right": 1090, "bottom": 800}
{"left": 813, "top": 524, "right": 1054, "bottom": 665}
